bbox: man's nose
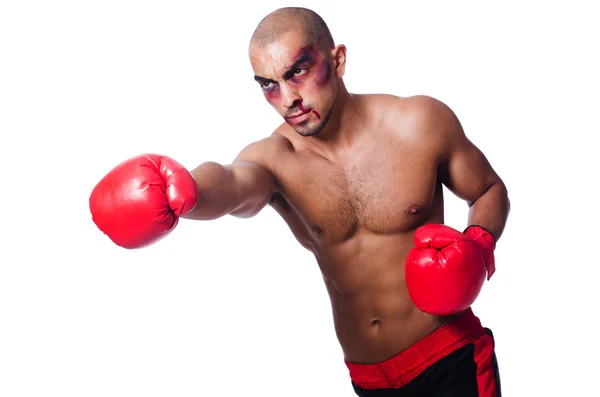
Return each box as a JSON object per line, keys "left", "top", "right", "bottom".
{"left": 280, "top": 84, "right": 301, "bottom": 108}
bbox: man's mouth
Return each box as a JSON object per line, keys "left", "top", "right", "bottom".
{"left": 285, "top": 103, "right": 321, "bottom": 122}
{"left": 286, "top": 109, "right": 311, "bottom": 119}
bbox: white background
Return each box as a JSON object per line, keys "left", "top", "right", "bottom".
{"left": 1, "top": 1, "right": 598, "bottom": 396}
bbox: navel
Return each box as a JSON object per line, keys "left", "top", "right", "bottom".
{"left": 370, "top": 318, "right": 381, "bottom": 326}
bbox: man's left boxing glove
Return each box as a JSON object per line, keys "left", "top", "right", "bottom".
{"left": 405, "top": 224, "right": 496, "bottom": 316}
{"left": 89, "top": 154, "right": 198, "bottom": 249}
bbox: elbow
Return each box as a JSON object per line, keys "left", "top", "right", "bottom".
{"left": 468, "top": 178, "right": 509, "bottom": 209}
{"left": 490, "top": 178, "right": 511, "bottom": 219}
{"left": 497, "top": 178, "right": 510, "bottom": 212}
{"left": 504, "top": 186, "right": 511, "bottom": 217}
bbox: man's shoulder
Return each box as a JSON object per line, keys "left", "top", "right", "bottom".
{"left": 367, "top": 94, "right": 452, "bottom": 120}
{"left": 371, "top": 94, "right": 462, "bottom": 140}
{"left": 405, "top": 95, "right": 457, "bottom": 122}
{"left": 233, "top": 126, "right": 294, "bottom": 166}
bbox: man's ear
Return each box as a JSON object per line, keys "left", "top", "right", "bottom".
{"left": 331, "top": 44, "right": 347, "bottom": 78}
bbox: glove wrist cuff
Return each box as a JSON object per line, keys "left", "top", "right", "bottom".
{"left": 464, "top": 225, "right": 496, "bottom": 280}
{"left": 464, "top": 225, "right": 496, "bottom": 249}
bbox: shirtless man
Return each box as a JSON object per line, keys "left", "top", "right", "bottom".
{"left": 89, "top": 7, "right": 510, "bottom": 396}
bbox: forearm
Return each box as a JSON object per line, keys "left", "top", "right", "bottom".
{"left": 181, "top": 161, "right": 274, "bottom": 221}
{"left": 466, "top": 180, "right": 510, "bottom": 242}
{"left": 181, "top": 161, "right": 241, "bottom": 221}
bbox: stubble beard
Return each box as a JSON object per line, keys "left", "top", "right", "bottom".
{"left": 294, "top": 91, "right": 337, "bottom": 137}
{"left": 294, "top": 110, "right": 332, "bottom": 137}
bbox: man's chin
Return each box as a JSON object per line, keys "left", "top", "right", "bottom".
{"left": 291, "top": 116, "right": 329, "bottom": 137}
{"left": 295, "top": 127, "right": 322, "bottom": 137}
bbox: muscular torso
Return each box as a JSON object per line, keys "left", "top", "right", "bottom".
{"left": 265, "top": 95, "right": 451, "bottom": 364}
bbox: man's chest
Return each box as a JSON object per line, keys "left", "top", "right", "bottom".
{"left": 272, "top": 145, "right": 441, "bottom": 242}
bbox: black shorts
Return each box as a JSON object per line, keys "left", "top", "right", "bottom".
{"left": 345, "top": 309, "right": 501, "bottom": 397}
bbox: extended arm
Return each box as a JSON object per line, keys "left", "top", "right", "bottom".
{"left": 181, "top": 136, "right": 283, "bottom": 221}
{"left": 182, "top": 161, "right": 274, "bottom": 220}
{"left": 89, "top": 136, "right": 285, "bottom": 249}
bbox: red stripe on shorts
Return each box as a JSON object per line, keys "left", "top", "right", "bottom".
{"left": 473, "top": 331, "right": 498, "bottom": 397}
{"left": 344, "top": 308, "right": 487, "bottom": 390}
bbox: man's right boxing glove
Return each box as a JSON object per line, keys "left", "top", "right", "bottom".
{"left": 89, "top": 154, "right": 198, "bottom": 249}
{"left": 405, "top": 224, "right": 494, "bottom": 316}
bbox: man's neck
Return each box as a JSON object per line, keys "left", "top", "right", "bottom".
{"left": 308, "top": 87, "right": 363, "bottom": 151}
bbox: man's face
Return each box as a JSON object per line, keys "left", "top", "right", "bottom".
{"left": 250, "top": 31, "right": 338, "bottom": 136}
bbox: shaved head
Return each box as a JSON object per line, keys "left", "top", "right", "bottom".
{"left": 250, "top": 7, "right": 335, "bottom": 52}
{"left": 248, "top": 7, "right": 346, "bottom": 138}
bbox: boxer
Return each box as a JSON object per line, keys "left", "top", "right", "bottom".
{"left": 89, "top": 7, "right": 510, "bottom": 396}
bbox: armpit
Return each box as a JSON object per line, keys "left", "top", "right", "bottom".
{"left": 268, "top": 191, "right": 290, "bottom": 211}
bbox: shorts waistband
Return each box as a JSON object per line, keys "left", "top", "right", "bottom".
{"left": 345, "top": 309, "right": 486, "bottom": 390}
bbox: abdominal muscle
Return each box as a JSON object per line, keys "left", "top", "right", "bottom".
{"left": 316, "top": 231, "right": 448, "bottom": 364}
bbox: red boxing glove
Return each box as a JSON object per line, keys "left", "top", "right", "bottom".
{"left": 405, "top": 224, "right": 496, "bottom": 316}
{"left": 89, "top": 154, "right": 198, "bottom": 249}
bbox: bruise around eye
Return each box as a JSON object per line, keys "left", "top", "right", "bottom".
{"left": 261, "top": 81, "right": 276, "bottom": 92}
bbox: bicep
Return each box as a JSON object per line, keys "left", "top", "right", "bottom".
{"left": 226, "top": 161, "right": 275, "bottom": 217}
{"left": 427, "top": 100, "right": 500, "bottom": 205}
{"left": 439, "top": 136, "right": 500, "bottom": 205}
{"left": 226, "top": 138, "right": 283, "bottom": 217}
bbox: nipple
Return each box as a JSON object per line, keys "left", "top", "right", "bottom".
{"left": 407, "top": 204, "right": 422, "bottom": 215}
